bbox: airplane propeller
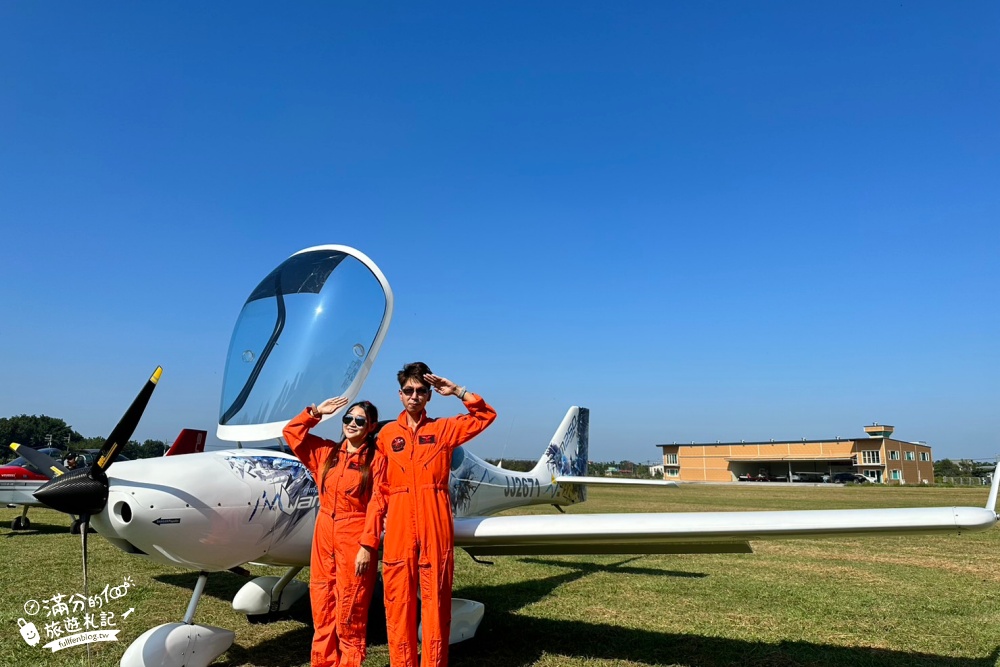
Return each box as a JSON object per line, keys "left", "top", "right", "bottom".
{"left": 33, "top": 366, "right": 162, "bottom": 515}
{"left": 26, "top": 367, "right": 163, "bottom": 604}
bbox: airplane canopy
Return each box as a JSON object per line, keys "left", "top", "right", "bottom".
{"left": 217, "top": 245, "right": 393, "bottom": 442}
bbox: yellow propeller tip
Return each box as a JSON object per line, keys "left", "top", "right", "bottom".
{"left": 10, "top": 442, "right": 21, "bottom": 452}
{"left": 151, "top": 367, "right": 163, "bottom": 384}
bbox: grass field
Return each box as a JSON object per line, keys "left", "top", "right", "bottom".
{"left": 3, "top": 484, "right": 1000, "bottom": 666}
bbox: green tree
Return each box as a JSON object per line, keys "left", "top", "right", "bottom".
{"left": 139, "top": 439, "right": 167, "bottom": 458}
{"left": 0, "top": 414, "right": 84, "bottom": 453}
{"left": 957, "top": 459, "right": 981, "bottom": 477}
{"left": 934, "top": 458, "right": 961, "bottom": 477}
{"left": 75, "top": 436, "right": 107, "bottom": 452}
{"left": 588, "top": 461, "right": 609, "bottom": 476}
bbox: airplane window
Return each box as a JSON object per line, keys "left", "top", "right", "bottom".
{"left": 451, "top": 447, "right": 465, "bottom": 471}
{"left": 7, "top": 457, "right": 38, "bottom": 473}
{"left": 219, "top": 248, "right": 390, "bottom": 440}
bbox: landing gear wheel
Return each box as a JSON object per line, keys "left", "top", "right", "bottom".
{"left": 70, "top": 519, "right": 82, "bottom": 535}
{"left": 11, "top": 515, "right": 30, "bottom": 530}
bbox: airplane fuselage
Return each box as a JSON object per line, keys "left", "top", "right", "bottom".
{"left": 90, "top": 442, "right": 583, "bottom": 571}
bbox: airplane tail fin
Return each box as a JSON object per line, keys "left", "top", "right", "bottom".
{"left": 530, "top": 407, "right": 589, "bottom": 502}
{"left": 164, "top": 429, "right": 207, "bottom": 456}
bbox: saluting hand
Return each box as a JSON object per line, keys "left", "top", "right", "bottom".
{"left": 424, "top": 374, "right": 457, "bottom": 396}
{"left": 312, "top": 396, "right": 349, "bottom": 417}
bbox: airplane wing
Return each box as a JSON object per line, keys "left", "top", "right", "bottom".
{"left": 0, "top": 480, "right": 46, "bottom": 507}
{"left": 455, "top": 505, "right": 997, "bottom": 556}
{"left": 554, "top": 475, "right": 678, "bottom": 488}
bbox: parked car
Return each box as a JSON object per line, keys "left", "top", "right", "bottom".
{"left": 829, "top": 472, "right": 869, "bottom": 484}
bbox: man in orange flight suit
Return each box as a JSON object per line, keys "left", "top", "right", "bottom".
{"left": 284, "top": 397, "right": 387, "bottom": 667}
{"left": 376, "top": 362, "right": 497, "bottom": 667}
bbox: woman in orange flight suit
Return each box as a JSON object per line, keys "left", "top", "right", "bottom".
{"left": 376, "top": 362, "right": 497, "bottom": 667}
{"left": 284, "top": 396, "right": 387, "bottom": 667}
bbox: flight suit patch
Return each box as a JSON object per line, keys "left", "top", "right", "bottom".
{"left": 391, "top": 437, "right": 406, "bottom": 453}
{"left": 348, "top": 461, "right": 360, "bottom": 470}
{"left": 418, "top": 435, "right": 436, "bottom": 445}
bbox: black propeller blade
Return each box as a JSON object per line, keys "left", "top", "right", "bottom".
{"left": 94, "top": 366, "right": 163, "bottom": 473}
{"left": 33, "top": 366, "right": 162, "bottom": 516}
{"left": 7, "top": 442, "right": 68, "bottom": 481}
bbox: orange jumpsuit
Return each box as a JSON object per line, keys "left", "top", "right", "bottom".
{"left": 375, "top": 394, "right": 497, "bottom": 667}
{"left": 284, "top": 409, "right": 387, "bottom": 667}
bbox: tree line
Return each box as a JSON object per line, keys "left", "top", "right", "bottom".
{"left": 934, "top": 458, "right": 995, "bottom": 479}
{"left": 484, "top": 459, "right": 659, "bottom": 478}
{"left": 0, "top": 414, "right": 168, "bottom": 463}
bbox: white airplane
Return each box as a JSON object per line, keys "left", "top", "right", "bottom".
{"left": 19, "top": 245, "right": 1000, "bottom": 667}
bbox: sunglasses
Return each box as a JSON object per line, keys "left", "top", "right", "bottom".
{"left": 400, "top": 386, "right": 430, "bottom": 397}
{"left": 342, "top": 415, "right": 368, "bottom": 427}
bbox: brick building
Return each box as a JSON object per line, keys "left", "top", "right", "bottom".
{"left": 657, "top": 423, "right": 933, "bottom": 484}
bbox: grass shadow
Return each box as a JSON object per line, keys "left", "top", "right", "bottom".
{"left": 216, "top": 625, "right": 314, "bottom": 667}
{"left": 448, "top": 558, "right": 1000, "bottom": 667}
{"left": 518, "top": 556, "right": 709, "bottom": 579}
{"left": 3, "top": 523, "right": 72, "bottom": 537}
{"left": 155, "top": 571, "right": 259, "bottom": 606}
{"left": 453, "top": 614, "right": 1000, "bottom": 667}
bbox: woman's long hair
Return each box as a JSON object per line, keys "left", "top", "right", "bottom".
{"left": 319, "top": 400, "right": 379, "bottom": 498}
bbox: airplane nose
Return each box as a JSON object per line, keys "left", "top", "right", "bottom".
{"left": 34, "top": 468, "right": 110, "bottom": 516}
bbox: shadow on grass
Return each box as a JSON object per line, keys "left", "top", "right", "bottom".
{"left": 218, "top": 625, "right": 315, "bottom": 666}
{"left": 452, "top": 616, "right": 1000, "bottom": 667}
{"left": 518, "top": 556, "right": 709, "bottom": 579}
{"left": 162, "top": 561, "right": 1000, "bottom": 667}
{"left": 455, "top": 559, "right": 1000, "bottom": 667}
{"left": 3, "top": 523, "right": 71, "bottom": 536}
{"left": 156, "top": 571, "right": 254, "bottom": 605}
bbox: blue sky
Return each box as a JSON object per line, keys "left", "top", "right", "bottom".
{"left": 1, "top": 3, "right": 997, "bottom": 462}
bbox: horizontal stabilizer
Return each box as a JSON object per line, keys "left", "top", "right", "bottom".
{"left": 555, "top": 475, "right": 677, "bottom": 488}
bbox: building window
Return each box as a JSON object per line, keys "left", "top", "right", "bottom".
{"left": 889, "top": 450, "right": 900, "bottom": 460}
{"left": 890, "top": 469, "right": 901, "bottom": 480}
{"left": 861, "top": 450, "right": 881, "bottom": 465}
{"left": 665, "top": 468, "right": 679, "bottom": 477}
{"left": 664, "top": 453, "right": 678, "bottom": 465}
{"left": 905, "top": 451, "right": 915, "bottom": 461}
{"left": 919, "top": 452, "right": 929, "bottom": 462}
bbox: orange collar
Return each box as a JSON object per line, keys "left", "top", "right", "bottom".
{"left": 341, "top": 439, "right": 370, "bottom": 458}
{"left": 397, "top": 409, "right": 428, "bottom": 432}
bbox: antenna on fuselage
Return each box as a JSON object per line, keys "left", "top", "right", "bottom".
{"left": 497, "top": 416, "right": 514, "bottom": 469}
